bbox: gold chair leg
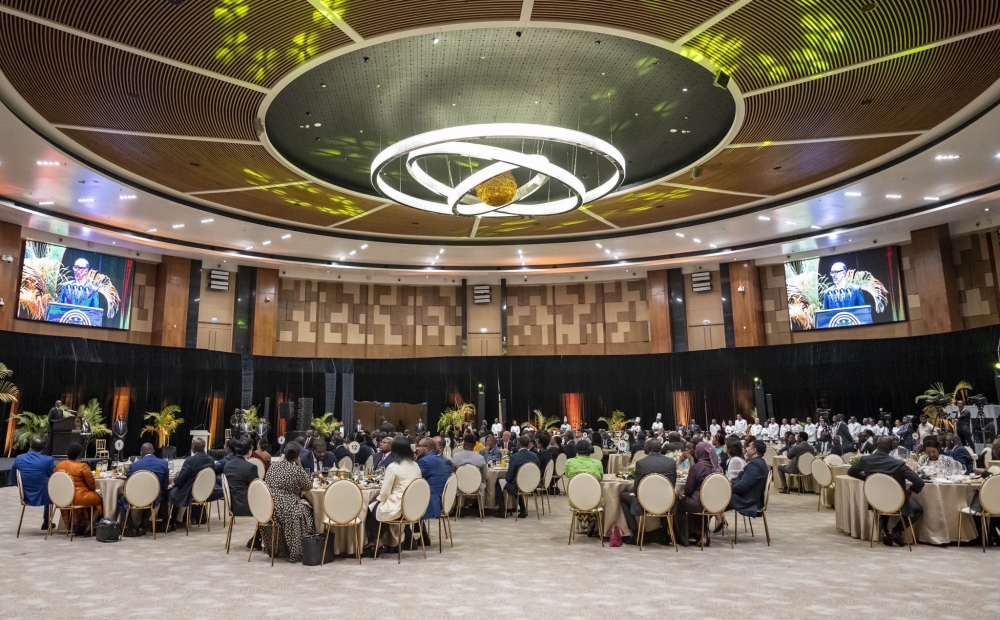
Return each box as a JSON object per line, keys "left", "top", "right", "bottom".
{"left": 870, "top": 510, "right": 878, "bottom": 548}
{"left": 226, "top": 516, "right": 235, "bottom": 553}
{"left": 118, "top": 507, "right": 129, "bottom": 541}
{"left": 185, "top": 505, "right": 190, "bottom": 536}
{"left": 733, "top": 511, "right": 738, "bottom": 543}
{"left": 598, "top": 511, "right": 604, "bottom": 547}
{"left": 17, "top": 505, "right": 25, "bottom": 538}
{"left": 638, "top": 515, "right": 644, "bottom": 551}
{"left": 438, "top": 518, "right": 443, "bottom": 554}
{"left": 981, "top": 515, "right": 987, "bottom": 553}
{"left": 668, "top": 514, "right": 678, "bottom": 552}
{"left": 419, "top": 522, "right": 427, "bottom": 559}
{"left": 204, "top": 503, "right": 210, "bottom": 532}
{"left": 374, "top": 522, "right": 383, "bottom": 560}
{"left": 907, "top": 516, "right": 916, "bottom": 551}
{"left": 69, "top": 507, "right": 75, "bottom": 542}
{"left": 479, "top": 494, "right": 484, "bottom": 522}
{"left": 152, "top": 506, "right": 156, "bottom": 540}
{"left": 248, "top": 523, "right": 258, "bottom": 562}
{"left": 271, "top": 522, "right": 277, "bottom": 566}
{"left": 397, "top": 523, "right": 403, "bottom": 564}
{"left": 958, "top": 514, "right": 963, "bottom": 548}
{"left": 546, "top": 487, "right": 552, "bottom": 513}
{"left": 534, "top": 493, "right": 540, "bottom": 520}
{"left": 321, "top": 526, "right": 332, "bottom": 566}
{"left": 356, "top": 523, "right": 362, "bottom": 565}
{"left": 762, "top": 512, "right": 770, "bottom": 546}
{"left": 90, "top": 506, "right": 95, "bottom": 538}
{"left": 568, "top": 512, "right": 576, "bottom": 545}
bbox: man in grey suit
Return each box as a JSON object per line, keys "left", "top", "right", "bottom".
{"left": 619, "top": 438, "right": 677, "bottom": 545}
{"left": 778, "top": 431, "right": 815, "bottom": 493}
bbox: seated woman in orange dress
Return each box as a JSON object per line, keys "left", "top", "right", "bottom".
{"left": 54, "top": 442, "right": 102, "bottom": 532}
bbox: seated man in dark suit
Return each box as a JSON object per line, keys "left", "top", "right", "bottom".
{"left": 118, "top": 442, "right": 170, "bottom": 535}
{"left": 534, "top": 430, "right": 553, "bottom": 480}
{"left": 629, "top": 432, "right": 646, "bottom": 455}
{"left": 495, "top": 435, "right": 539, "bottom": 518}
{"left": 7, "top": 438, "right": 55, "bottom": 531}
{"left": 355, "top": 433, "right": 375, "bottom": 467}
{"left": 661, "top": 432, "right": 685, "bottom": 454}
{"left": 562, "top": 431, "right": 578, "bottom": 459}
{"left": 372, "top": 435, "right": 395, "bottom": 469}
{"left": 213, "top": 438, "right": 238, "bottom": 474}
{"left": 728, "top": 439, "right": 770, "bottom": 516}
{"left": 416, "top": 436, "right": 453, "bottom": 545}
{"left": 300, "top": 439, "right": 337, "bottom": 476}
{"left": 778, "top": 432, "right": 815, "bottom": 493}
{"left": 848, "top": 436, "right": 925, "bottom": 547}
{"left": 944, "top": 432, "right": 975, "bottom": 475}
{"left": 619, "top": 438, "right": 677, "bottom": 545}
{"left": 221, "top": 438, "right": 262, "bottom": 549}
{"left": 332, "top": 437, "right": 352, "bottom": 464}
{"left": 167, "top": 437, "right": 216, "bottom": 530}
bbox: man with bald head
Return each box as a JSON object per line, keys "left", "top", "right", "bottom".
{"left": 822, "top": 261, "right": 866, "bottom": 309}
{"left": 848, "top": 436, "right": 925, "bottom": 547}
{"left": 119, "top": 443, "right": 170, "bottom": 535}
{"left": 168, "top": 437, "right": 216, "bottom": 529}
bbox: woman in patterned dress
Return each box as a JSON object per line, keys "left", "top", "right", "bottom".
{"left": 261, "top": 442, "right": 314, "bottom": 562}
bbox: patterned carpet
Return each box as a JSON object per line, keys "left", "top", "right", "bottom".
{"left": 1, "top": 485, "right": 999, "bottom": 620}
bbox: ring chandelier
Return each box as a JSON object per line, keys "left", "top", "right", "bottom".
{"left": 370, "top": 123, "right": 626, "bottom": 217}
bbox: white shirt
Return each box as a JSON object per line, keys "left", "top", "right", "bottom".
{"left": 848, "top": 422, "right": 862, "bottom": 438}
{"left": 873, "top": 425, "right": 888, "bottom": 436}
{"left": 559, "top": 423, "right": 571, "bottom": 433}
{"left": 892, "top": 425, "right": 904, "bottom": 437}
{"left": 750, "top": 423, "right": 763, "bottom": 438}
{"left": 804, "top": 423, "right": 818, "bottom": 443}
{"left": 767, "top": 423, "right": 780, "bottom": 440}
{"left": 629, "top": 423, "right": 642, "bottom": 434}
{"left": 734, "top": 419, "right": 748, "bottom": 434}
{"left": 726, "top": 456, "right": 746, "bottom": 481}
{"left": 917, "top": 422, "right": 934, "bottom": 439}
{"left": 491, "top": 423, "right": 503, "bottom": 436}
{"left": 779, "top": 424, "right": 791, "bottom": 437}
{"left": 651, "top": 421, "right": 663, "bottom": 431}
{"left": 709, "top": 424, "right": 721, "bottom": 436}
{"left": 510, "top": 425, "right": 520, "bottom": 437}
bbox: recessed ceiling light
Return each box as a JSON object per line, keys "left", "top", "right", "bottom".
{"left": 119, "top": 195, "right": 136, "bottom": 200}
{"left": 675, "top": 232, "right": 685, "bottom": 237}
{"left": 596, "top": 243, "right": 602, "bottom": 248}
{"left": 682, "top": 88, "right": 688, "bottom": 92}
{"left": 77, "top": 198, "right": 93, "bottom": 203}
{"left": 432, "top": 37, "right": 439, "bottom": 44}
{"left": 314, "top": 123, "right": 321, "bottom": 127}
{"left": 785, "top": 221, "right": 796, "bottom": 225}
{"left": 262, "top": 241, "right": 271, "bottom": 246}
{"left": 709, "top": 244, "right": 717, "bottom": 248}
{"left": 349, "top": 250, "right": 356, "bottom": 255}
{"left": 480, "top": 328, "right": 487, "bottom": 333}
{"left": 146, "top": 228, "right": 157, "bottom": 233}
{"left": 605, "top": 249, "right": 611, "bottom": 254}
{"left": 757, "top": 215, "right": 771, "bottom": 221}
{"left": 38, "top": 201, "right": 54, "bottom": 205}
{"left": 810, "top": 225, "right": 822, "bottom": 230}
{"left": 244, "top": 246, "right": 253, "bottom": 251}
{"left": 172, "top": 223, "right": 184, "bottom": 228}
{"left": 828, "top": 233, "right": 838, "bottom": 239}
{"left": 36, "top": 161, "right": 60, "bottom": 166}
{"left": 281, "top": 234, "right": 291, "bottom": 239}
{"left": 200, "top": 218, "right": 214, "bottom": 223}
{"left": 612, "top": 254, "right": 620, "bottom": 259}
{"left": 517, "top": 249, "right": 522, "bottom": 254}
{"left": 934, "top": 154, "right": 959, "bottom": 160}
{"left": 439, "top": 248, "right": 444, "bottom": 254}
{"left": 692, "top": 238, "right": 701, "bottom": 243}
{"left": 845, "top": 192, "right": 862, "bottom": 197}
{"left": 885, "top": 194, "right": 902, "bottom": 199}
{"left": 361, "top": 244, "right": 368, "bottom": 249}
{"left": 923, "top": 196, "right": 939, "bottom": 201}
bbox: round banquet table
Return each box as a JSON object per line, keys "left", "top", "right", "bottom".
{"left": 819, "top": 464, "right": 851, "bottom": 508}
{"left": 305, "top": 485, "right": 398, "bottom": 554}
{"left": 770, "top": 455, "right": 817, "bottom": 492}
{"left": 96, "top": 478, "right": 125, "bottom": 520}
{"left": 484, "top": 467, "right": 507, "bottom": 509}
{"left": 606, "top": 453, "right": 630, "bottom": 475}
{"left": 599, "top": 476, "right": 662, "bottom": 537}
{"left": 833, "top": 475, "right": 978, "bottom": 544}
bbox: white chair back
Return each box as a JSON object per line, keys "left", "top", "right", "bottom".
{"left": 863, "top": 473, "right": 904, "bottom": 514}
{"left": 247, "top": 457, "right": 265, "bottom": 480}
{"left": 16, "top": 470, "right": 26, "bottom": 505}
{"left": 823, "top": 454, "right": 844, "bottom": 466}
{"left": 591, "top": 445, "right": 603, "bottom": 461}
{"left": 841, "top": 452, "right": 857, "bottom": 463}
{"left": 401, "top": 478, "right": 431, "bottom": 522}
{"left": 442, "top": 474, "right": 458, "bottom": 515}
{"left": 566, "top": 473, "right": 602, "bottom": 511}
{"left": 542, "top": 460, "right": 554, "bottom": 488}
{"left": 338, "top": 456, "right": 353, "bottom": 470}
{"left": 762, "top": 474, "right": 773, "bottom": 511}
{"left": 979, "top": 475, "right": 1000, "bottom": 515}
{"left": 554, "top": 452, "right": 567, "bottom": 476}
{"left": 48, "top": 471, "right": 75, "bottom": 508}
{"left": 699, "top": 473, "right": 732, "bottom": 514}
{"left": 797, "top": 452, "right": 815, "bottom": 476}
{"left": 247, "top": 479, "right": 274, "bottom": 524}
{"left": 631, "top": 450, "right": 646, "bottom": 463}
{"left": 124, "top": 470, "right": 161, "bottom": 508}
{"left": 762, "top": 447, "right": 776, "bottom": 467}
{"left": 455, "top": 464, "right": 483, "bottom": 494}
{"left": 191, "top": 467, "right": 216, "bottom": 503}
{"left": 811, "top": 458, "right": 833, "bottom": 488}
{"left": 324, "top": 479, "right": 363, "bottom": 525}
{"left": 636, "top": 473, "right": 675, "bottom": 515}
{"left": 516, "top": 462, "right": 542, "bottom": 494}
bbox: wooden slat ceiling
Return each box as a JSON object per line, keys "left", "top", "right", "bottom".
{"left": 205, "top": 183, "right": 387, "bottom": 228}
{"left": 736, "top": 29, "right": 1000, "bottom": 143}
{"left": 337, "top": 204, "right": 475, "bottom": 238}
{"left": 475, "top": 211, "right": 611, "bottom": 238}
{"left": 338, "top": 0, "right": 522, "bottom": 39}
{"left": 0, "top": 0, "right": 352, "bottom": 88}
{"left": 60, "top": 130, "right": 303, "bottom": 194}
{"left": 668, "top": 135, "right": 916, "bottom": 197}
{"left": 587, "top": 187, "right": 755, "bottom": 229}
{"left": 531, "top": 0, "right": 738, "bottom": 42}
{"left": 0, "top": 14, "right": 261, "bottom": 140}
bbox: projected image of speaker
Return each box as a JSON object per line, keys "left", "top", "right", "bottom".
{"left": 297, "top": 397, "right": 314, "bottom": 430}
{"left": 278, "top": 401, "right": 295, "bottom": 420}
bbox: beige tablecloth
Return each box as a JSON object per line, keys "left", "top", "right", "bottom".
{"left": 834, "top": 475, "right": 978, "bottom": 544}
{"left": 771, "top": 455, "right": 817, "bottom": 492}
{"left": 305, "top": 486, "right": 390, "bottom": 554}
{"left": 599, "top": 477, "right": 662, "bottom": 537}
{"left": 607, "top": 453, "right": 630, "bottom": 475}
{"left": 96, "top": 478, "right": 125, "bottom": 520}
{"left": 484, "top": 467, "right": 507, "bottom": 508}
{"left": 820, "top": 465, "right": 851, "bottom": 507}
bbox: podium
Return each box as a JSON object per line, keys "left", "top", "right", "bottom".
{"left": 816, "top": 305, "right": 872, "bottom": 329}
{"left": 190, "top": 429, "right": 212, "bottom": 450}
{"left": 50, "top": 416, "right": 82, "bottom": 457}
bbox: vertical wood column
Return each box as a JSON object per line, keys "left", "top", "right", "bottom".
{"left": 0, "top": 222, "right": 22, "bottom": 332}
{"left": 252, "top": 268, "right": 278, "bottom": 356}
{"left": 910, "top": 225, "right": 962, "bottom": 334}
{"left": 646, "top": 269, "right": 672, "bottom": 353}
{"left": 728, "top": 260, "right": 765, "bottom": 347}
{"left": 151, "top": 256, "right": 191, "bottom": 347}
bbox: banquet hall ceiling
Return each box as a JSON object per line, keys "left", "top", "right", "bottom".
{"left": 0, "top": 0, "right": 999, "bottom": 257}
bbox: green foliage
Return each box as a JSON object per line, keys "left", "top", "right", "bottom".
{"left": 311, "top": 412, "right": 341, "bottom": 436}
{"left": 438, "top": 403, "right": 475, "bottom": 434}
{"left": 598, "top": 409, "right": 627, "bottom": 433}
{"left": 241, "top": 405, "right": 259, "bottom": 429}
{"left": 141, "top": 405, "right": 183, "bottom": 447}
{"left": 0, "top": 362, "right": 19, "bottom": 404}
{"left": 915, "top": 381, "right": 972, "bottom": 429}
{"left": 532, "top": 409, "right": 559, "bottom": 431}
{"left": 78, "top": 398, "right": 111, "bottom": 438}
{"left": 8, "top": 411, "right": 47, "bottom": 450}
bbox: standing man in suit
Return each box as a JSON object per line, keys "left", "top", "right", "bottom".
{"left": 415, "top": 418, "right": 427, "bottom": 436}
{"left": 728, "top": 439, "right": 770, "bottom": 516}
{"left": 300, "top": 439, "right": 337, "bottom": 475}
{"left": 619, "top": 438, "right": 677, "bottom": 545}
{"left": 119, "top": 443, "right": 169, "bottom": 535}
{"left": 112, "top": 414, "right": 127, "bottom": 453}
{"left": 848, "top": 436, "right": 925, "bottom": 546}
{"left": 46, "top": 400, "right": 64, "bottom": 454}
{"left": 778, "top": 432, "right": 816, "bottom": 493}
{"left": 495, "top": 435, "right": 539, "bottom": 518}
{"left": 255, "top": 418, "right": 269, "bottom": 444}
{"left": 831, "top": 414, "right": 855, "bottom": 450}
{"left": 8, "top": 438, "right": 55, "bottom": 531}
{"left": 167, "top": 437, "right": 216, "bottom": 530}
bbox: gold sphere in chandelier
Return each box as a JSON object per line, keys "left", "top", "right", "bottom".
{"left": 475, "top": 171, "right": 518, "bottom": 207}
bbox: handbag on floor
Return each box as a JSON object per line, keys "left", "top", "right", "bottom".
{"left": 609, "top": 525, "right": 623, "bottom": 547}
{"left": 95, "top": 519, "right": 121, "bottom": 543}
{"left": 301, "top": 534, "right": 336, "bottom": 565}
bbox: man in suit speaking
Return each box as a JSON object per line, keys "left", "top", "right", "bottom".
{"left": 619, "top": 437, "right": 677, "bottom": 545}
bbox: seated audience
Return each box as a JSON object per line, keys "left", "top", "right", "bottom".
{"left": 725, "top": 436, "right": 746, "bottom": 481}
{"left": 261, "top": 442, "right": 315, "bottom": 562}
{"left": 54, "top": 442, "right": 102, "bottom": 532}
{"left": 251, "top": 440, "right": 272, "bottom": 472}
{"left": 917, "top": 437, "right": 957, "bottom": 476}
{"left": 365, "top": 437, "right": 423, "bottom": 555}
{"left": 300, "top": 439, "right": 337, "bottom": 476}
{"left": 496, "top": 435, "right": 540, "bottom": 519}
{"left": 777, "top": 432, "right": 815, "bottom": 493}
{"left": 7, "top": 438, "right": 54, "bottom": 530}
{"left": 213, "top": 439, "right": 237, "bottom": 474}
{"left": 848, "top": 436, "right": 925, "bottom": 546}
{"left": 944, "top": 433, "right": 974, "bottom": 475}
{"left": 888, "top": 435, "right": 911, "bottom": 459}
{"left": 119, "top": 443, "right": 169, "bottom": 535}
{"left": 416, "top": 436, "right": 452, "bottom": 544}
{"left": 168, "top": 437, "right": 215, "bottom": 528}
{"left": 480, "top": 435, "right": 502, "bottom": 465}
{"left": 534, "top": 430, "right": 553, "bottom": 479}
{"left": 563, "top": 438, "right": 604, "bottom": 532}
{"left": 619, "top": 438, "right": 676, "bottom": 545}
{"left": 815, "top": 433, "right": 835, "bottom": 455}
{"left": 373, "top": 435, "right": 395, "bottom": 469}
{"left": 562, "top": 431, "right": 578, "bottom": 458}
{"left": 728, "top": 440, "right": 769, "bottom": 516}
{"left": 453, "top": 433, "right": 488, "bottom": 494}
{"left": 678, "top": 442, "right": 723, "bottom": 547}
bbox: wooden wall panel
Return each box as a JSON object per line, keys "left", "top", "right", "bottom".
{"left": 253, "top": 268, "right": 278, "bottom": 356}
{"left": 729, "top": 260, "right": 765, "bottom": 347}
{"left": 646, "top": 269, "right": 671, "bottom": 354}
{"left": 0, "top": 222, "right": 21, "bottom": 332}
{"left": 150, "top": 256, "right": 190, "bottom": 348}
{"left": 910, "top": 225, "right": 963, "bottom": 334}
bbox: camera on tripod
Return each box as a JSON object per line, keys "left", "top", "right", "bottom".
{"left": 968, "top": 394, "right": 988, "bottom": 409}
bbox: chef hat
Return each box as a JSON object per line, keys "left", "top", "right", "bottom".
{"left": 656, "top": 413, "right": 662, "bottom": 420}
{"left": 635, "top": 417, "right": 640, "bottom": 422}
{"left": 563, "top": 416, "right": 568, "bottom": 421}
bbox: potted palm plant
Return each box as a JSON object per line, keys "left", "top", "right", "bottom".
{"left": 8, "top": 411, "right": 47, "bottom": 452}
{"left": 437, "top": 403, "right": 475, "bottom": 434}
{"left": 311, "top": 412, "right": 341, "bottom": 436}
{"left": 915, "top": 381, "right": 971, "bottom": 431}
{"left": 141, "top": 405, "right": 184, "bottom": 448}
{"left": 241, "top": 405, "right": 259, "bottom": 430}
{"left": 78, "top": 398, "right": 111, "bottom": 439}
{"left": 598, "top": 409, "right": 627, "bottom": 433}
{"left": 532, "top": 409, "right": 559, "bottom": 431}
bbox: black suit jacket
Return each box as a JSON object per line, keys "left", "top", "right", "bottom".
{"left": 563, "top": 441, "right": 577, "bottom": 459}
{"left": 332, "top": 445, "right": 352, "bottom": 463}
{"left": 504, "top": 448, "right": 540, "bottom": 488}
{"left": 300, "top": 451, "right": 337, "bottom": 472}
{"left": 628, "top": 453, "right": 677, "bottom": 515}
{"left": 169, "top": 451, "right": 216, "bottom": 507}
{"left": 223, "top": 455, "right": 260, "bottom": 517}
{"left": 534, "top": 447, "right": 552, "bottom": 478}
{"left": 112, "top": 420, "right": 127, "bottom": 439}
{"left": 833, "top": 422, "right": 855, "bottom": 447}
{"left": 372, "top": 451, "right": 395, "bottom": 470}
{"left": 847, "top": 451, "right": 925, "bottom": 494}
{"left": 729, "top": 457, "right": 769, "bottom": 515}
{"left": 356, "top": 444, "right": 374, "bottom": 465}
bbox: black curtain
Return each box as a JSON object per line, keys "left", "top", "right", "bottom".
{"left": 2, "top": 325, "right": 999, "bottom": 455}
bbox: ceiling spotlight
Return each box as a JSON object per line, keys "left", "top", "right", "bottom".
{"left": 517, "top": 249, "right": 522, "bottom": 254}
{"left": 262, "top": 241, "right": 271, "bottom": 246}
{"left": 77, "top": 198, "right": 94, "bottom": 203}
{"left": 709, "top": 244, "right": 717, "bottom": 248}
{"left": 480, "top": 328, "right": 487, "bottom": 333}
{"left": 146, "top": 228, "right": 157, "bottom": 233}
{"left": 281, "top": 234, "right": 291, "bottom": 239}
{"left": 757, "top": 215, "right": 771, "bottom": 221}
{"left": 200, "top": 218, "right": 214, "bottom": 223}
{"left": 785, "top": 221, "right": 796, "bottom": 225}
{"left": 923, "top": 196, "right": 940, "bottom": 201}
{"left": 828, "top": 233, "right": 838, "bottom": 240}
{"left": 349, "top": 250, "right": 356, "bottom": 255}
{"left": 439, "top": 248, "right": 444, "bottom": 254}
{"left": 682, "top": 88, "right": 688, "bottom": 92}
{"left": 934, "top": 154, "right": 959, "bottom": 160}
{"left": 172, "top": 223, "right": 184, "bottom": 228}
{"left": 844, "top": 191, "right": 862, "bottom": 197}
{"left": 605, "top": 249, "right": 611, "bottom": 254}
{"left": 119, "top": 195, "right": 136, "bottom": 200}
{"left": 36, "top": 161, "right": 60, "bottom": 166}
{"left": 596, "top": 243, "right": 602, "bottom": 248}
{"left": 244, "top": 246, "right": 253, "bottom": 250}
{"left": 885, "top": 194, "right": 902, "bottom": 199}
{"left": 361, "top": 244, "right": 368, "bottom": 249}
{"left": 692, "top": 238, "right": 701, "bottom": 243}
{"left": 39, "top": 201, "right": 54, "bottom": 205}
{"left": 676, "top": 232, "right": 685, "bottom": 237}
{"left": 612, "top": 254, "right": 620, "bottom": 259}
{"left": 810, "top": 225, "right": 822, "bottom": 229}
{"left": 432, "top": 37, "right": 439, "bottom": 44}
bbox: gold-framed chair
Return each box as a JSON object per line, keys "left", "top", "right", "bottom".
{"left": 536, "top": 460, "right": 554, "bottom": 515}
{"left": 959, "top": 474, "right": 1000, "bottom": 552}
{"left": 117, "top": 470, "right": 161, "bottom": 541}
{"left": 552, "top": 452, "right": 568, "bottom": 493}
{"left": 591, "top": 445, "right": 603, "bottom": 461}
{"left": 94, "top": 439, "right": 110, "bottom": 460}
{"left": 247, "top": 479, "right": 280, "bottom": 565}
{"left": 694, "top": 473, "right": 733, "bottom": 550}
{"left": 786, "top": 453, "right": 815, "bottom": 495}
{"left": 863, "top": 472, "right": 915, "bottom": 551}
{"left": 364, "top": 455, "right": 374, "bottom": 474}
{"left": 455, "top": 463, "right": 485, "bottom": 521}
{"left": 169, "top": 467, "right": 216, "bottom": 535}
{"left": 508, "top": 462, "right": 541, "bottom": 521}
{"left": 566, "top": 473, "right": 604, "bottom": 547}
{"left": 735, "top": 473, "right": 773, "bottom": 546}
{"left": 338, "top": 456, "right": 353, "bottom": 471}
{"left": 247, "top": 457, "right": 266, "bottom": 480}
{"left": 811, "top": 458, "right": 835, "bottom": 511}
{"left": 221, "top": 474, "right": 239, "bottom": 553}
{"left": 224, "top": 429, "right": 231, "bottom": 442}
{"left": 631, "top": 450, "right": 647, "bottom": 464}
{"left": 375, "top": 478, "right": 431, "bottom": 564}
{"left": 823, "top": 454, "right": 845, "bottom": 466}
{"left": 15, "top": 470, "right": 37, "bottom": 538}
{"left": 636, "top": 473, "right": 678, "bottom": 552}
{"left": 46, "top": 471, "right": 96, "bottom": 541}
{"left": 321, "top": 479, "right": 365, "bottom": 565}
{"left": 434, "top": 474, "right": 458, "bottom": 553}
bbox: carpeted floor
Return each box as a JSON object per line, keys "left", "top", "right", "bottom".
{"left": 1, "top": 485, "right": 998, "bottom": 620}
